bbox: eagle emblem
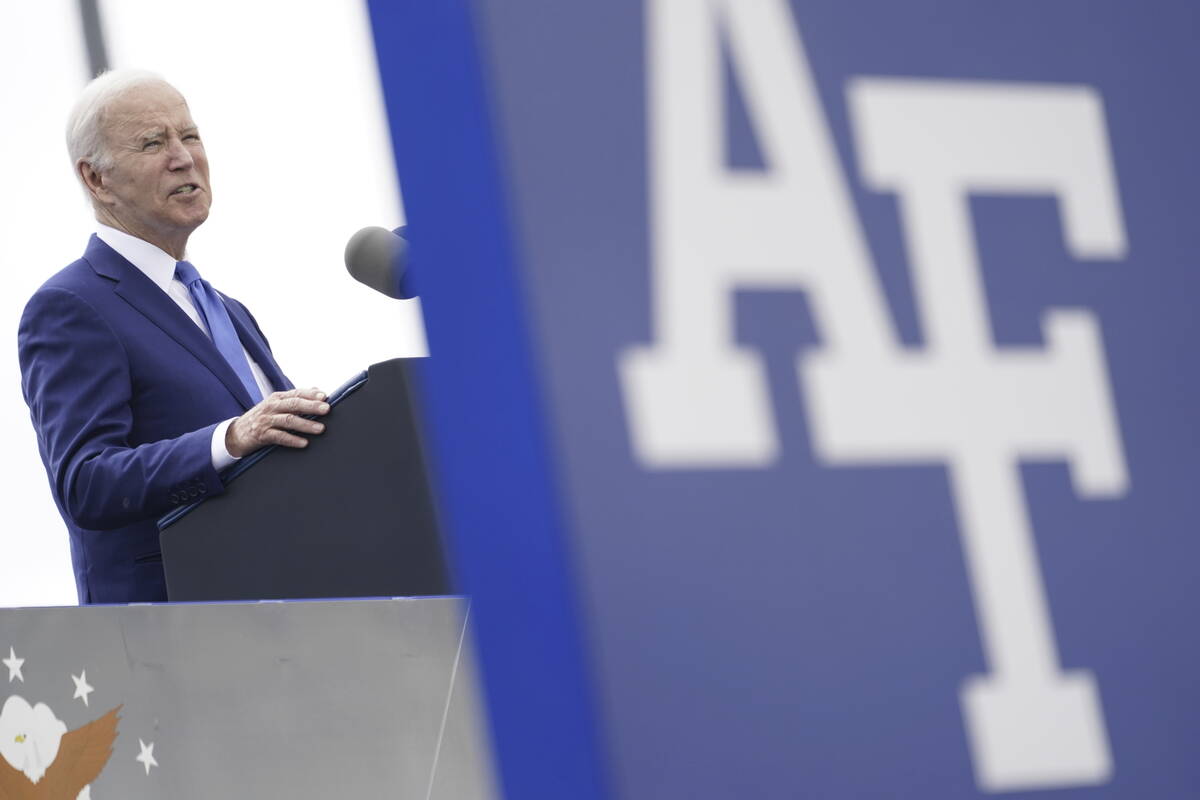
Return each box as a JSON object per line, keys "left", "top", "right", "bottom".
{"left": 0, "top": 696, "right": 119, "bottom": 799}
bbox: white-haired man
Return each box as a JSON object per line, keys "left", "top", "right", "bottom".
{"left": 18, "top": 69, "right": 329, "bottom": 604}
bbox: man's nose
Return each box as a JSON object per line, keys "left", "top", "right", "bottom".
{"left": 165, "top": 136, "right": 195, "bottom": 170}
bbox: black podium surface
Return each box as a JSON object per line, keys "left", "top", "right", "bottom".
{"left": 159, "top": 358, "right": 450, "bottom": 602}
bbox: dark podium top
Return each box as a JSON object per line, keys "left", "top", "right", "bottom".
{"left": 158, "top": 358, "right": 450, "bottom": 602}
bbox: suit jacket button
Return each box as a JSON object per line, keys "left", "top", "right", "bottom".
{"left": 188, "top": 488, "right": 199, "bottom": 498}
{"left": 169, "top": 493, "right": 179, "bottom": 504}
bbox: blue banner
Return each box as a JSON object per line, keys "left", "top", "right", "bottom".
{"left": 370, "top": 2, "right": 1200, "bottom": 796}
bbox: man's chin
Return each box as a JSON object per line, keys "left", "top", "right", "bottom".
{"left": 173, "top": 207, "right": 210, "bottom": 231}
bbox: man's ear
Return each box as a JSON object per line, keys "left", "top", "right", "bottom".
{"left": 78, "top": 160, "right": 110, "bottom": 204}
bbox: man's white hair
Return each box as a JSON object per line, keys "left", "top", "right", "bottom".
{"left": 66, "top": 68, "right": 171, "bottom": 177}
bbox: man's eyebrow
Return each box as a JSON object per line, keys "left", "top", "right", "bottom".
{"left": 137, "top": 128, "right": 166, "bottom": 143}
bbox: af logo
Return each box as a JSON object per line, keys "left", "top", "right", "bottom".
{"left": 619, "top": 0, "right": 1129, "bottom": 793}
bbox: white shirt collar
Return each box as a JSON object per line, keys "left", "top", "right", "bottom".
{"left": 95, "top": 224, "right": 183, "bottom": 293}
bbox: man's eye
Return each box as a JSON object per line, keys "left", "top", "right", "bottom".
{"left": 142, "top": 141, "right": 161, "bottom": 151}
{"left": 184, "top": 135, "right": 200, "bottom": 143}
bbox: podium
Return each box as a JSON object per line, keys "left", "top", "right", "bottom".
{"left": 0, "top": 598, "right": 498, "bottom": 797}
{"left": 158, "top": 358, "right": 450, "bottom": 602}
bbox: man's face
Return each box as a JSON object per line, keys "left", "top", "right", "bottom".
{"left": 91, "top": 82, "right": 211, "bottom": 249}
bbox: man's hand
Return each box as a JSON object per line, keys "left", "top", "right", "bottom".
{"left": 225, "top": 387, "right": 330, "bottom": 458}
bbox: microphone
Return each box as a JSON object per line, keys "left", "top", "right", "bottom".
{"left": 344, "top": 225, "right": 416, "bottom": 299}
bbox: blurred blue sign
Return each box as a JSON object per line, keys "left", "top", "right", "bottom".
{"left": 369, "top": 1, "right": 1200, "bottom": 797}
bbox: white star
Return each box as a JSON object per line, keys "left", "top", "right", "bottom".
{"left": 71, "top": 670, "right": 94, "bottom": 707}
{"left": 136, "top": 739, "right": 158, "bottom": 775}
{"left": 2, "top": 647, "right": 24, "bottom": 683}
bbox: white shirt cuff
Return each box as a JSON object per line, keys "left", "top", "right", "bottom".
{"left": 211, "top": 418, "right": 241, "bottom": 471}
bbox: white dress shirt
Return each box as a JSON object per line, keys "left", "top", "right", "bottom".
{"left": 95, "top": 225, "right": 273, "bottom": 470}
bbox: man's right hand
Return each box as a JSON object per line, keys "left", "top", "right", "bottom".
{"left": 225, "top": 387, "right": 330, "bottom": 458}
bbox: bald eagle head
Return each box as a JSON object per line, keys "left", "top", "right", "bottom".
{"left": 0, "top": 695, "right": 68, "bottom": 783}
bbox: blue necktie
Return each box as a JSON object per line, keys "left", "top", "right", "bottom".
{"left": 175, "top": 260, "right": 263, "bottom": 405}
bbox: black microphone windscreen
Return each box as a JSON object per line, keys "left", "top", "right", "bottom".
{"left": 344, "top": 226, "right": 410, "bottom": 299}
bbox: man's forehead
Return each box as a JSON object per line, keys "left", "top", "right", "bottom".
{"left": 104, "top": 86, "right": 195, "bottom": 132}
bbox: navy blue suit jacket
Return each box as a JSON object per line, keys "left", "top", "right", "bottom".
{"left": 18, "top": 235, "right": 293, "bottom": 604}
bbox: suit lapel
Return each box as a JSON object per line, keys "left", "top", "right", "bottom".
{"left": 224, "top": 299, "right": 294, "bottom": 392}
{"left": 83, "top": 235, "right": 256, "bottom": 410}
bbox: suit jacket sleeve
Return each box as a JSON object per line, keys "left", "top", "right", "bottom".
{"left": 18, "top": 287, "right": 226, "bottom": 530}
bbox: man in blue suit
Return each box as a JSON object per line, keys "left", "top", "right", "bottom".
{"left": 18, "top": 69, "right": 330, "bottom": 604}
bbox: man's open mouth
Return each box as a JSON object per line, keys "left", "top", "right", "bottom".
{"left": 171, "top": 184, "right": 199, "bottom": 196}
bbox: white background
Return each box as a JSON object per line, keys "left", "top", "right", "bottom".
{"left": 0, "top": 1, "right": 420, "bottom": 606}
